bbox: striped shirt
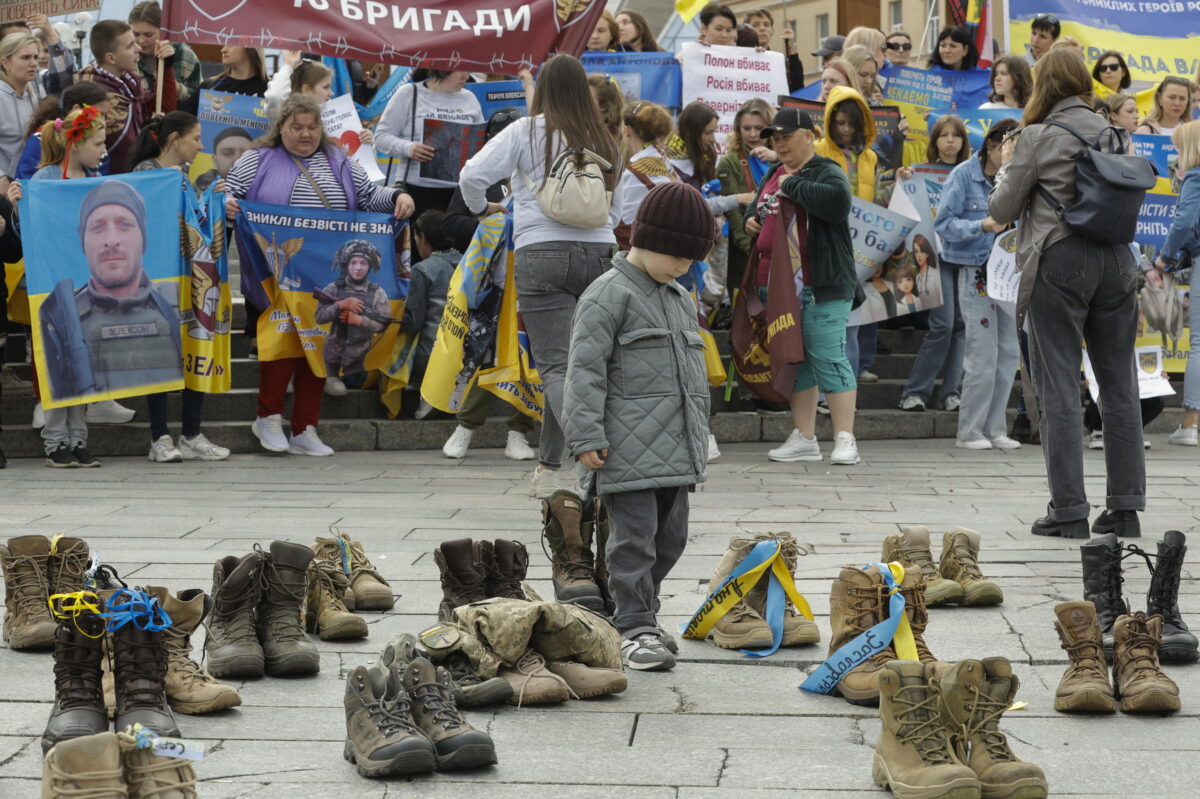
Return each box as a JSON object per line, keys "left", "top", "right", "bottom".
{"left": 225, "top": 147, "right": 398, "bottom": 213}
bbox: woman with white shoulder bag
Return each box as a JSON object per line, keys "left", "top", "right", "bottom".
{"left": 459, "top": 54, "right": 624, "bottom": 497}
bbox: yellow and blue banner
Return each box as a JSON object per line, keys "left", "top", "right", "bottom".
{"left": 927, "top": 107, "right": 1023, "bottom": 151}
{"left": 881, "top": 65, "right": 992, "bottom": 111}
{"left": 188, "top": 91, "right": 270, "bottom": 191}
{"left": 580, "top": 51, "right": 684, "bottom": 111}
{"left": 464, "top": 80, "right": 528, "bottom": 120}
{"left": 179, "top": 184, "right": 232, "bottom": 394}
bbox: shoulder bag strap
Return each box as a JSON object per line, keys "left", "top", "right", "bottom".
{"left": 288, "top": 153, "right": 334, "bottom": 209}
{"left": 404, "top": 81, "right": 419, "bottom": 185}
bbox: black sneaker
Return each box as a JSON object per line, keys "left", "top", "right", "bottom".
{"left": 46, "top": 444, "right": 76, "bottom": 468}
{"left": 1091, "top": 509, "right": 1140, "bottom": 538}
{"left": 71, "top": 445, "right": 101, "bottom": 468}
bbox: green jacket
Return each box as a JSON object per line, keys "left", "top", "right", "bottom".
{"left": 716, "top": 147, "right": 754, "bottom": 259}
{"left": 745, "top": 155, "right": 856, "bottom": 304}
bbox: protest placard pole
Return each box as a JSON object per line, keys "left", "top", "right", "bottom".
{"left": 155, "top": 55, "right": 165, "bottom": 115}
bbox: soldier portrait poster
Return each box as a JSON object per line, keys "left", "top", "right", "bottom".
{"left": 189, "top": 91, "right": 271, "bottom": 191}
{"left": 21, "top": 171, "right": 188, "bottom": 409}
{"left": 236, "top": 201, "right": 410, "bottom": 379}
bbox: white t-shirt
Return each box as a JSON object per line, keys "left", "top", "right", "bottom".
{"left": 376, "top": 82, "right": 484, "bottom": 189}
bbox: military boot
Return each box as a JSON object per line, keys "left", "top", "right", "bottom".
{"left": 120, "top": 725, "right": 199, "bottom": 799}
{"left": 409, "top": 628, "right": 514, "bottom": 708}
{"left": 257, "top": 541, "right": 320, "bottom": 676}
{"left": 873, "top": 661, "right": 980, "bottom": 799}
{"left": 434, "top": 538, "right": 489, "bottom": 620}
{"left": 827, "top": 565, "right": 898, "bottom": 706}
{"left": 311, "top": 532, "right": 395, "bottom": 611}
{"left": 147, "top": 587, "right": 241, "bottom": 715}
{"left": 1111, "top": 612, "right": 1181, "bottom": 713}
{"left": 485, "top": 539, "right": 529, "bottom": 600}
{"left": 42, "top": 731, "right": 127, "bottom": 799}
{"left": 541, "top": 490, "right": 604, "bottom": 612}
{"left": 583, "top": 496, "right": 615, "bottom": 614}
{"left": 305, "top": 559, "right": 369, "bottom": 640}
{"left": 1, "top": 535, "right": 57, "bottom": 650}
{"left": 885, "top": 526, "right": 964, "bottom": 606}
{"left": 1144, "top": 531, "right": 1199, "bottom": 663}
{"left": 497, "top": 649, "right": 572, "bottom": 706}
{"left": 1051, "top": 602, "right": 1116, "bottom": 713}
{"left": 48, "top": 536, "right": 91, "bottom": 596}
{"left": 938, "top": 528, "right": 1003, "bottom": 606}
{"left": 938, "top": 658, "right": 1048, "bottom": 799}
{"left": 205, "top": 552, "right": 265, "bottom": 678}
{"left": 41, "top": 594, "right": 108, "bottom": 754}
{"left": 1080, "top": 533, "right": 1125, "bottom": 660}
{"left": 402, "top": 657, "right": 498, "bottom": 769}
{"left": 107, "top": 590, "right": 180, "bottom": 738}
{"left": 756, "top": 532, "right": 820, "bottom": 646}
{"left": 546, "top": 660, "right": 628, "bottom": 698}
{"left": 343, "top": 664, "right": 437, "bottom": 777}
{"left": 706, "top": 536, "right": 773, "bottom": 650}
{"left": 897, "top": 568, "right": 944, "bottom": 670}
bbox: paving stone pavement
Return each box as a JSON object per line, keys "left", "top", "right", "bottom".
{"left": 2, "top": 438, "right": 1199, "bottom": 798}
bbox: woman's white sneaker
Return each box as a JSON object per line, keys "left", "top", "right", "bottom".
{"left": 989, "top": 435, "right": 1022, "bottom": 450}
{"left": 707, "top": 434, "right": 721, "bottom": 463}
{"left": 179, "top": 434, "right": 231, "bottom": 461}
{"left": 251, "top": 414, "right": 289, "bottom": 452}
{"left": 1168, "top": 425, "right": 1198, "bottom": 446}
{"left": 956, "top": 438, "right": 993, "bottom": 450}
{"left": 505, "top": 430, "right": 536, "bottom": 461}
{"left": 443, "top": 426, "right": 473, "bottom": 459}
{"left": 829, "top": 431, "right": 860, "bottom": 465}
{"left": 768, "top": 429, "right": 821, "bottom": 462}
{"left": 288, "top": 425, "right": 334, "bottom": 456}
{"left": 148, "top": 435, "right": 182, "bottom": 463}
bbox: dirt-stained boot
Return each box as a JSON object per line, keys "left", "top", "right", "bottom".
{"left": 873, "top": 661, "right": 980, "bottom": 799}
{"left": 755, "top": 532, "right": 820, "bottom": 646}
{"left": 311, "top": 532, "right": 395, "bottom": 611}
{"left": 707, "top": 536, "right": 773, "bottom": 650}
{"left": 1111, "top": 612, "right": 1181, "bottom": 714}
{"left": 147, "top": 587, "right": 241, "bottom": 715}
{"left": 497, "top": 649, "right": 572, "bottom": 706}
{"left": 41, "top": 594, "right": 108, "bottom": 754}
{"left": 541, "top": 490, "right": 604, "bottom": 612}
{"left": 41, "top": 731, "right": 127, "bottom": 799}
{"left": 1144, "top": 531, "right": 1199, "bottom": 663}
{"left": 937, "top": 658, "right": 1048, "bottom": 799}
{"left": 306, "top": 559, "right": 369, "bottom": 640}
{"left": 120, "top": 726, "right": 198, "bottom": 799}
{"left": 107, "top": 590, "right": 180, "bottom": 738}
{"left": 1051, "top": 602, "right": 1117, "bottom": 713}
{"left": 343, "top": 664, "right": 437, "bottom": 777}
{"left": 485, "top": 540, "right": 529, "bottom": 600}
{"left": 48, "top": 536, "right": 91, "bottom": 597}
{"left": 204, "top": 552, "right": 265, "bottom": 678}
{"left": 402, "top": 656, "right": 498, "bottom": 769}
{"left": 434, "top": 538, "right": 489, "bottom": 620}
{"left": 897, "top": 569, "right": 944, "bottom": 671}
{"left": 546, "top": 660, "right": 627, "bottom": 698}
{"left": 1080, "top": 533, "right": 1125, "bottom": 660}
{"left": 938, "top": 528, "right": 1003, "bottom": 606}
{"left": 2, "top": 535, "right": 57, "bottom": 650}
{"left": 257, "top": 541, "right": 320, "bottom": 676}
{"left": 827, "top": 565, "right": 898, "bottom": 706}
{"left": 885, "top": 526, "right": 964, "bottom": 606}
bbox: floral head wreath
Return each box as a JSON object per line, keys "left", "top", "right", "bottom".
{"left": 61, "top": 104, "right": 103, "bottom": 179}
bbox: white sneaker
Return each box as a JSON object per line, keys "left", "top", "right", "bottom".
{"left": 769, "top": 429, "right": 821, "bottom": 462}
{"left": 529, "top": 466, "right": 561, "bottom": 498}
{"left": 956, "top": 438, "right": 993, "bottom": 450}
{"left": 1087, "top": 431, "right": 1104, "bottom": 450}
{"left": 899, "top": 396, "right": 926, "bottom": 412}
{"left": 707, "top": 433, "right": 721, "bottom": 463}
{"left": 148, "top": 435, "right": 182, "bottom": 463}
{"left": 288, "top": 425, "right": 334, "bottom": 456}
{"left": 1168, "top": 425, "right": 1198, "bottom": 446}
{"left": 829, "top": 431, "right": 860, "bottom": 465}
{"left": 857, "top": 370, "right": 878, "bottom": 383}
{"left": 179, "top": 433, "right": 231, "bottom": 461}
{"left": 989, "top": 435, "right": 1022, "bottom": 450}
{"left": 505, "top": 430, "right": 536, "bottom": 461}
{"left": 943, "top": 396, "right": 962, "bottom": 412}
{"left": 86, "top": 399, "right": 135, "bottom": 424}
{"left": 324, "top": 376, "right": 347, "bottom": 397}
{"left": 31, "top": 401, "right": 45, "bottom": 430}
{"left": 443, "top": 425, "right": 473, "bottom": 459}
{"left": 816, "top": 401, "right": 830, "bottom": 415}
{"left": 0, "top": 365, "right": 33, "bottom": 396}
{"left": 251, "top": 414, "right": 289, "bottom": 453}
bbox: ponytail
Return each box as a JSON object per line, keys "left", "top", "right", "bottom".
{"left": 131, "top": 110, "right": 200, "bottom": 167}
{"left": 38, "top": 119, "right": 68, "bottom": 169}
{"left": 291, "top": 61, "right": 332, "bottom": 95}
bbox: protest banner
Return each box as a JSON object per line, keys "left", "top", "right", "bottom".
{"left": 927, "top": 107, "right": 1023, "bottom": 151}
{"left": 189, "top": 90, "right": 270, "bottom": 189}
{"left": 1007, "top": 0, "right": 1200, "bottom": 87}
{"left": 985, "top": 229, "right": 1020, "bottom": 304}
{"left": 21, "top": 171, "right": 188, "bottom": 409}
{"left": 581, "top": 51, "right": 682, "bottom": 110}
{"left": 321, "top": 94, "right": 386, "bottom": 183}
{"left": 881, "top": 65, "right": 992, "bottom": 111}
{"left": 236, "top": 202, "right": 409, "bottom": 379}
{"left": 465, "top": 80, "right": 528, "bottom": 119}
{"left": 1138, "top": 283, "right": 1192, "bottom": 373}
{"left": 1137, "top": 193, "right": 1180, "bottom": 251}
{"left": 0, "top": 0, "right": 98, "bottom": 24}
{"left": 847, "top": 198, "right": 920, "bottom": 326}
{"left": 680, "top": 43, "right": 786, "bottom": 153}
{"left": 180, "top": 185, "right": 233, "bottom": 394}
{"left": 913, "top": 163, "right": 954, "bottom": 216}
{"left": 1083, "top": 345, "right": 1175, "bottom": 402}
{"left": 419, "top": 120, "right": 489, "bottom": 184}
{"left": 164, "top": 0, "right": 605, "bottom": 71}
{"left": 1133, "top": 133, "right": 1181, "bottom": 195}
{"left": 777, "top": 97, "right": 906, "bottom": 172}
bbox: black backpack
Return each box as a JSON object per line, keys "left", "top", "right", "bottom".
{"left": 1036, "top": 120, "right": 1157, "bottom": 245}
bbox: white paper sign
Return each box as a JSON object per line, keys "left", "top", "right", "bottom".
{"left": 986, "top": 229, "right": 1020, "bottom": 304}
{"left": 321, "top": 94, "right": 385, "bottom": 183}
{"left": 1082, "top": 345, "right": 1175, "bottom": 402}
{"left": 679, "top": 43, "right": 786, "bottom": 155}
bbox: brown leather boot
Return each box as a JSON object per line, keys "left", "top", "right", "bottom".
{"left": 204, "top": 551, "right": 265, "bottom": 679}
{"left": 485, "top": 540, "right": 529, "bottom": 600}
{"left": 48, "top": 536, "right": 91, "bottom": 597}
{"left": 256, "top": 541, "right": 320, "bottom": 676}
{"left": 311, "top": 532, "right": 395, "bottom": 611}
{"left": 541, "top": 490, "right": 603, "bottom": 612}
{"left": 1, "top": 535, "right": 57, "bottom": 650}
{"left": 434, "top": 539, "right": 489, "bottom": 620}
{"left": 147, "top": 587, "right": 242, "bottom": 715}
{"left": 897, "top": 568, "right": 944, "bottom": 672}
{"left": 754, "top": 532, "right": 820, "bottom": 646}
{"left": 306, "top": 559, "right": 369, "bottom": 640}
{"left": 1051, "top": 601, "right": 1116, "bottom": 713}
{"left": 42, "top": 731, "right": 128, "bottom": 798}
{"left": 707, "top": 536, "right": 773, "bottom": 650}
{"left": 1112, "top": 612, "right": 1181, "bottom": 713}
{"left": 884, "top": 526, "right": 964, "bottom": 606}
{"left": 827, "top": 565, "right": 898, "bottom": 706}
{"left": 402, "top": 656, "right": 498, "bottom": 769}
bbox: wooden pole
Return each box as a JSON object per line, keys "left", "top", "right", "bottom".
{"left": 155, "top": 55, "right": 165, "bottom": 116}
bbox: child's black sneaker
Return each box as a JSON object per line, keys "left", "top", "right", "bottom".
{"left": 46, "top": 444, "right": 76, "bottom": 468}
{"left": 71, "top": 445, "right": 101, "bottom": 468}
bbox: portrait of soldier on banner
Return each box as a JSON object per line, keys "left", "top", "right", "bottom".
{"left": 21, "top": 172, "right": 189, "bottom": 409}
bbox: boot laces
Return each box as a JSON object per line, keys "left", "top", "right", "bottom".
{"left": 1061, "top": 637, "right": 1108, "bottom": 681}
{"left": 897, "top": 544, "right": 938, "bottom": 580}
{"left": 365, "top": 692, "right": 422, "bottom": 738}
{"left": 894, "top": 684, "right": 954, "bottom": 765}
{"left": 444, "top": 652, "right": 482, "bottom": 687}
{"left": 163, "top": 623, "right": 209, "bottom": 685}
{"left": 311, "top": 560, "right": 352, "bottom": 612}
{"left": 411, "top": 680, "right": 466, "bottom": 730}
{"left": 949, "top": 540, "right": 984, "bottom": 580}
{"left": 46, "top": 747, "right": 127, "bottom": 797}
{"left": 539, "top": 532, "right": 595, "bottom": 583}
{"left": 961, "top": 687, "right": 1015, "bottom": 762}
{"left": 509, "top": 649, "right": 576, "bottom": 708}
{"left": 1135, "top": 544, "right": 1185, "bottom": 624}
{"left": 1093, "top": 547, "right": 1138, "bottom": 626}
{"left": 846, "top": 585, "right": 894, "bottom": 664}
{"left": 118, "top": 729, "right": 197, "bottom": 798}
{"left": 52, "top": 547, "right": 90, "bottom": 594}
{"left": 257, "top": 555, "right": 308, "bottom": 642}
{"left": 211, "top": 556, "right": 262, "bottom": 646}
{"left": 4, "top": 553, "right": 53, "bottom": 616}
{"left": 1118, "top": 623, "right": 1167, "bottom": 681}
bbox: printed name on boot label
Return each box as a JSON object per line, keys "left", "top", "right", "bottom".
{"left": 152, "top": 738, "right": 205, "bottom": 761}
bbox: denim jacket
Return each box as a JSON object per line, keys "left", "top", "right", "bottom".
{"left": 1163, "top": 167, "right": 1200, "bottom": 265}
{"left": 935, "top": 157, "right": 996, "bottom": 267}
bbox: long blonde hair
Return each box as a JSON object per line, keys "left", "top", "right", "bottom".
{"left": 38, "top": 106, "right": 106, "bottom": 168}
{"left": 1174, "top": 120, "right": 1200, "bottom": 173}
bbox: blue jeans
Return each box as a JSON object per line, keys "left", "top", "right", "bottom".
{"left": 1185, "top": 288, "right": 1200, "bottom": 412}
{"left": 957, "top": 268, "right": 1019, "bottom": 442}
{"left": 845, "top": 323, "right": 877, "bottom": 374}
{"left": 902, "top": 263, "right": 965, "bottom": 404}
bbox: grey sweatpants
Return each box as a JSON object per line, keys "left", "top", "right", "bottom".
{"left": 42, "top": 406, "right": 87, "bottom": 455}
{"left": 604, "top": 485, "right": 690, "bottom": 634}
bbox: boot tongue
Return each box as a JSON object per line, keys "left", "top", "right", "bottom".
{"left": 893, "top": 660, "right": 928, "bottom": 688}
{"left": 270, "top": 540, "right": 315, "bottom": 572}
{"left": 57, "top": 733, "right": 121, "bottom": 774}
{"left": 7, "top": 535, "right": 50, "bottom": 557}
{"left": 403, "top": 657, "right": 439, "bottom": 692}
{"left": 1163, "top": 530, "right": 1186, "bottom": 550}
{"left": 980, "top": 657, "right": 1014, "bottom": 703}
{"left": 899, "top": 526, "right": 930, "bottom": 547}
{"left": 1054, "top": 602, "right": 1098, "bottom": 642}
{"left": 148, "top": 588, "right": 204, "bottom": 633}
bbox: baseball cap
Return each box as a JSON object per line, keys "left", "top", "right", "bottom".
{"left": 761, "top": 108, "right": 817, "bottom": 139}
{"left": 812, "top": 35, "right": 845, "bottom": 57}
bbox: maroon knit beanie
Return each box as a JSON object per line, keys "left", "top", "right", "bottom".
{"left": 631, "top": 182, "right": 717, "bottom": 262}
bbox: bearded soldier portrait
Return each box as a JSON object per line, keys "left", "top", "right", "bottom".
{"left": 40, "top": 180, "right": 183, "bottom": 399}
{"left": 314, "top": 239, "right": 393, "bottom": 377}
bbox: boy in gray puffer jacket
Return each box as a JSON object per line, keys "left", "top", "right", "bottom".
{"left": 563, "top": 182, "right": 717, "bottom": 672}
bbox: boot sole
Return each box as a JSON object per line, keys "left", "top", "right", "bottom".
{"left": 344, "top": 739, "right": 436, "bottom": 777}
{"left": 168, "top": 692, "right": 243, "bottom": 714}
{"left": 960, "top": 586, "right": 1004, "bottom": 607}
{"left": 872, "top": 754, "right": 980, "bottom": 799}
{"left": 436, "top": 743, "right": 498, "bottom": 771}
{"left": 1053, "top": 687, "right": 1116, "bottom": 713}
{"left": 1159, "top": 644, "right": 1200, "bottom": 663}
{"left": 781, "top": 628, "right": 821, "bottom": 646}
{"left": 317, "top": 616, "right": 369, "bottom": 640}
{"left": 1091, "top": 519, "right": 1141, "bottom": 538}
{"left": 206, "top": 652, "right": 265, "bottom": 679}
{"left": 1030, "top": 522, "right": 1089, "bottom": 539}
{"left": 1118, "top": 688, "right": 1181, "bottom": 713}
{"left": 556, "top": 594, "right": 607, "bottom": 613}
{"left": 352, "top": 594, "right": 395, "bottom": 611}
{"left": 711, "top": 629, "right": 775, "bottom": 649}
{"left": 265, "top": 652, "right": 320, "bottom": 677}
{"left": 981, "top": 778, "right": 1048, "bottom": 799}
{"left": 832, "top": 684, "right": 880, "bottom": 707}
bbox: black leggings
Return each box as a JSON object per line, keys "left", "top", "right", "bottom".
{"left": 147, "top": 389, "right": 205, "bottom": 440}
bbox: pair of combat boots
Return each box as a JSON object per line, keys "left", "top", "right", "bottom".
{"left": 43, "top": 728, "right": 196, "bottom": 799}
{"left": 883, "top": 526, "right": 1004, "bottom": 607}
{"left": 874, "top": 658, "right": 1047, "bottom": 799}
{"left": 307, "top": 533, "right": 394, "bottom": 640}
{"left": 707, "top": 531, "right": 820, "bottom": 649}
{"left": 1080, "top": 531, "right": 1197, "bottom": 663}
{"left": 1, "top": 534, "right": 90, "bottom": 650}
{"left": 435, "top": 537, "right": 530, "bottom": 620}
{"left": 1053, "top": 601, "right": 1181, "bottom": 714}
{"left": 542, "top": 490, "right": 611, "bottom": 614}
